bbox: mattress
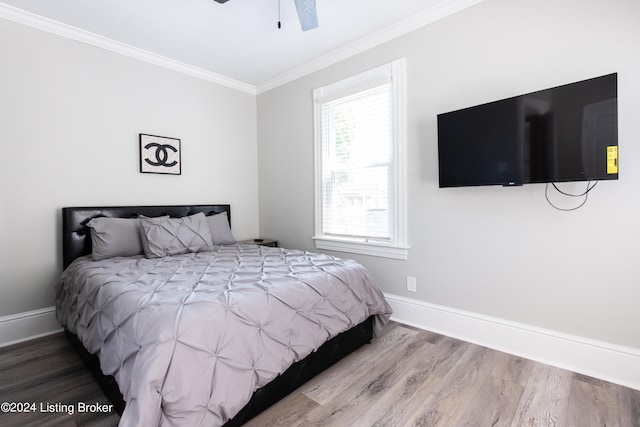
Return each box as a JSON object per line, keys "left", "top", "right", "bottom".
{"left": 55, "top": 243, "right": 392, "bottom": 426}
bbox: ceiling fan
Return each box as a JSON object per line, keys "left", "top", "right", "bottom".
{"left": 213, "top": 0, "right": 318, "bottom": 31}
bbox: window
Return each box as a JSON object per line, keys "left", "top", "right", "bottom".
{"left": 313, "top": 58, "right": 407, "bottom": 260}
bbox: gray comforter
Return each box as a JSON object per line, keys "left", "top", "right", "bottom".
{"left": 56, "top": 244, "right": 392, "bottom": 426}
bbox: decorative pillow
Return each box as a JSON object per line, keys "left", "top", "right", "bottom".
{"left": 140, "top": 212, "right": 214, "bottom": 258}
{"left": 87, "top": 217, "right": 147, "bottom": 261}
{"left": 206, "top": 211, "right": 236, "bottom": 245}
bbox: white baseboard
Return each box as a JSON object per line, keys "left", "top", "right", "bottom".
{"left": 384, "top": 293, "right": 640, "bottom": 391}
{"left": 4, "top": 297, "right": 639, "bottom": 391}
{"left": 0, "top": 306, "right": 62, "bottom": 348}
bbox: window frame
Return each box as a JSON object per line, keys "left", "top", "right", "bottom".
{"left": 312, "top": 58, "right": 408, "bottom": 260}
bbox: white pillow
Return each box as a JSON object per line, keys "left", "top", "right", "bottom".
{"left": 87, "top": 217, "right": 145, "bottom": 261}
{"left": 140, "top": 212, "right": 214, "bottom": 258}
{"left": 206, "top": 212, "right": 236, "bottom": 245}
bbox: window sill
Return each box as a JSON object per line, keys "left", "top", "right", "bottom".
{"left": 313, "top": 237, "right": 408, "bottom": 260}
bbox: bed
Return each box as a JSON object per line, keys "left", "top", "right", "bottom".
{"left": 55, "top": 204, "right": 392, "bottom": 426}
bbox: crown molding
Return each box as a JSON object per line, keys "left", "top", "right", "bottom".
{"left": 255, "top": 0, "right": 484, "bottom": 94}
{"left": 1, "top": 0, "right": 482, "bottom": 95}
{"left": 0, "top": 2, "right": 256, "bottom": 95}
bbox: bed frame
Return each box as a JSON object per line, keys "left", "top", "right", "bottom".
{"left": 61, "top": 204, "right": 374, "bottom": 426}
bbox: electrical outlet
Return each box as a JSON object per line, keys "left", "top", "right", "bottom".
{"left": 406, "top": 276, "right": 417, "bottom": 292}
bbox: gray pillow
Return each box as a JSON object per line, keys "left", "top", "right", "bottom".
{"left": 87, "top": 217, "right": 145, "bottom": 261}
{"left": 140, "top": 212, "right": 214, "bottom": 258}
{"left": 206, "top": 211, "right": 236, "bottom": 245}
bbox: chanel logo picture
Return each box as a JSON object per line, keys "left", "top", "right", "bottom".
{"left": 140, "top": 134, "right": 181, "bottom": 175}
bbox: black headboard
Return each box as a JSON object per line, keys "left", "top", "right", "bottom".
{"left": 62, "top": 204, "right": 231, "bottom": 269}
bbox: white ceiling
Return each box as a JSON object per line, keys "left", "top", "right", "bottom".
{"left": 0, "top": 0, "right": 482, "bottom": 93}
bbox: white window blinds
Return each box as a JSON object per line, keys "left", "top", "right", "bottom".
{"left": 320, "top": 84, "right": 393, "bottom": 242}
{"left": 313, "top": 59, "right": 407, "bottom": 260}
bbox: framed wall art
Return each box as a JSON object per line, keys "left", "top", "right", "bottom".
{"left": 139, "top": 134, "right": 181, "bottom": 175}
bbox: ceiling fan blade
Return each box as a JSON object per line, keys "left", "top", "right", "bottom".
{"left": 293, "top": 0, "right": 318, "bottom": 31}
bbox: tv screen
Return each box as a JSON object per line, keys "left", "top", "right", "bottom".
{"left": 437, "top": 73, "right": 618, "bottom": 188}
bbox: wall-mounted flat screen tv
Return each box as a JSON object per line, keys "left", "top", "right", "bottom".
{"left": 437, "top": 73, "right": 618, "bottom": 188}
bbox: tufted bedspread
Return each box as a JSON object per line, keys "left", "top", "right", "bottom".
{"left": 55, "top": 243, "right": 392, "bottom": 426}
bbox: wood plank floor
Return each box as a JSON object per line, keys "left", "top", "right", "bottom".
{"left": 0, "top": 332, "right": 119, "bottom": 427}
{"left": 1, "top": 322, "right": 638, "bottom": 426}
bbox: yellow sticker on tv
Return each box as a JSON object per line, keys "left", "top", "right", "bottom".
{"left": 607, "top": 146, "right": 618, "bottom": 174}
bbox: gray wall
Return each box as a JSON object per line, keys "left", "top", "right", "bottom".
{"left": 0, "top": 18, "right": 259, "bottom": 317}
{"left": 257, "top": 0, "right": 640, "bottom": 349}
